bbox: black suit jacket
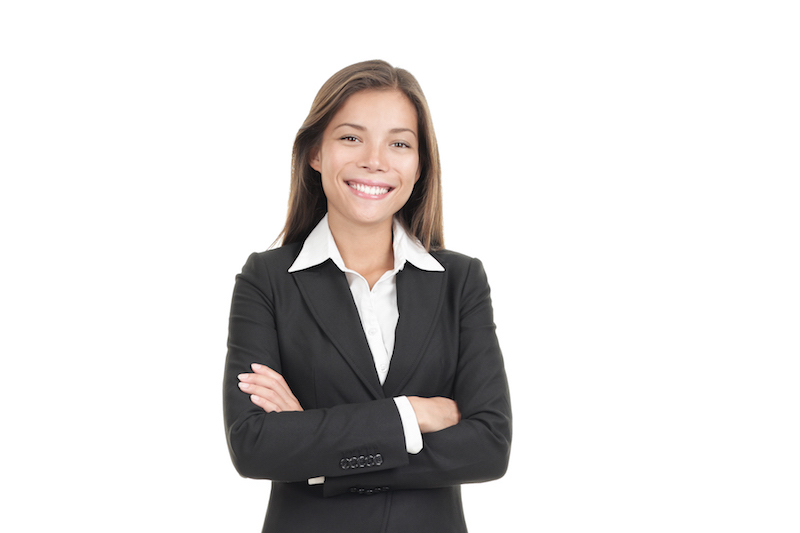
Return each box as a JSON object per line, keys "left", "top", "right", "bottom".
{"left": 223, "top": 242, "right": 512, "bottom": 533}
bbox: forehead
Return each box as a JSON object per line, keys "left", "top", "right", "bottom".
{"left": 330, "top": 89, "right": 418, "bottom": 129}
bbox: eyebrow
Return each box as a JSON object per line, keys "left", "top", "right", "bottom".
{"left": 333, "top": 123, "right": 418, "bottom": 139}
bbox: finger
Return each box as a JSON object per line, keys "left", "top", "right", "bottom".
{"left": 247, "top": 363, "right": 302, "bottom": 406}
{"left": 238, "top": 377, "right": 303, "bottom": 412}
{"left": 238, "top": 381, "right": 294, "bottom": 410}
{"left": 248, "top": 392, "right": 282, "bottom": 413}
{"left": 250, "top": 363, "right": 296, "bottom": 399}
{"left": 239, "top": 371, "right": 299, "bottom": 409}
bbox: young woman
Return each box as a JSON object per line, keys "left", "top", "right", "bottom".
{"left": 223, "top": 60, "right": 511, "bottom": 532}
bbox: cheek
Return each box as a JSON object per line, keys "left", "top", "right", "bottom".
{"left": 319, "top": 174, "right": 336, "bottom": 201}
{"left": 411, "top": 151, "right": 421, "bottom": 179}
{"left": 317, "top": 156, "right": 338, "bottom": 190}
{"left": 399, "top": 155, "right": 421, "bottom": 182}
{"left": 319, "top": 150, "right": 348, "bottom": 180}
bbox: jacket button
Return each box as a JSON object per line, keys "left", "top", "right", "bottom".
{"left": 366, "top": 455, "right": 375, "bottom": 467}
{"left": 340, "top": 459, "right": 349, "bottom": 470}
{"left": 374, "top": 454, "right": 383, "bottom": 466}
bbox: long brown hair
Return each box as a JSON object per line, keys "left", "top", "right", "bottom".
{"left": 278, "top": 60, "right": 444, "bottom": 251}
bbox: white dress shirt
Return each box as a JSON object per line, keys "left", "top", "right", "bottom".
{"left": 288, "top": 214, "right": 444, "bottom": 484}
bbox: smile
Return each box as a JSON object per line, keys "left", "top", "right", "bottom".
{"left": 347, "top": 181, "right": 392, "bottom": 196}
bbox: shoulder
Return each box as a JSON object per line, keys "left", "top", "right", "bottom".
{"left": 235, "top": 242, "right": 304, "bottom": 295}
{"left": 430, "top": 249, "right": 491, "bottom": 288}
{"left": 430, "top": 248, "right": 484, "bottom": 272}
{"left": 240, "top": 242, "right": 303, "bottom": 274}
{"left": 429, "top": 250, "right": 496, "bottom": 317}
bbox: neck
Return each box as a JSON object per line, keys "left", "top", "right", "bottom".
{"left": 327, "top": 213, "right": 394, "bottom": 287}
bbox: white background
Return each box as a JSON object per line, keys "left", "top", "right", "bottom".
{"left": 1, "top": 1, "right": 798, "bottom": 531}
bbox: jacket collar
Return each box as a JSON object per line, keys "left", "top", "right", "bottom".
{"left": 288, "top": 214, "right": 443, "bottom": 274}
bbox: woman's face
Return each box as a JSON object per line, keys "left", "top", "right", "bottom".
{"left": 310, "top": 89, "right": 420, "bottom": 234}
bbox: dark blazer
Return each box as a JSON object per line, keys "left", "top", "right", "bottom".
{"left": 223, "top": 241, "right": 512, "bottom": 533}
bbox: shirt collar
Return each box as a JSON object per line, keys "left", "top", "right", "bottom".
{"left": 288, "top": 213, "right": 444, "bottom": 273}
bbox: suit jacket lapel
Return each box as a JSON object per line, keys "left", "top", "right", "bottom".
{"left": 383, "top": 264, "right": 446, "bottom": 396}
{"left": 292, "top": 260, "right": 385, "bottom": 400}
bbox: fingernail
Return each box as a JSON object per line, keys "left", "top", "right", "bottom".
{"left": 238, "top": 382, "right": 249, "bottom": 390}
{"left": 237, "top": 373, "right": 247, "bottom": 381}
{"left": 251, "top": 363, "right": 261, "bottom": 370}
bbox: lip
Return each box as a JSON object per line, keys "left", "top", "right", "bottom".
{"left": 345, "top": 179, "right": 394, "bottom": 199}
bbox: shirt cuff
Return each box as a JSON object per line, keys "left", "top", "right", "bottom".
{"left": 394, "top": 396, "right": 423, "bottom": 454}
{"left": 308, "top": 476, "right": 325, "bottom": 485}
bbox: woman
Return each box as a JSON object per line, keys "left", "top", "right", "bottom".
{"left": 223, "top": 60, "right": 511, "bottom": 532}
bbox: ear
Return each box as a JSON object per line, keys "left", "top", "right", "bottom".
{"left": 414, "top": 164, "right": 422, "bottom": 183}
{"left": 309, "top": 146, "right": 321, "bottom": 172}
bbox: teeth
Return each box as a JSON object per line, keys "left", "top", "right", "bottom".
{"left": 349, "top": 182, "right": 390, "bottom": 195}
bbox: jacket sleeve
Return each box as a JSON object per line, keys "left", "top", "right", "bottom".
{"left": 222, "top": 252, "right": 410, "bottom": 483}
{"left": 321, "top": 257, "right": 512, "bottom": 497}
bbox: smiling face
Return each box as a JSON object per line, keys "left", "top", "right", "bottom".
{"left": 309, "top": 89, "right": 421, "bottom": 235}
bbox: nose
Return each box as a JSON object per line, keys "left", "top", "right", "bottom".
{"left": 358, "top": 142, "right": 388, "bottom": 173}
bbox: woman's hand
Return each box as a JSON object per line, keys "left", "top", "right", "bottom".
{"left": 407, "top": 396, "right": 461, "bottom": 433}
{"left": 238, "top": 363, "right": 304, "bottom": 413}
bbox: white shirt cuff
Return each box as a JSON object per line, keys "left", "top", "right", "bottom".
{"left": 394, "top": 396, "right": 423, "bottom": 454}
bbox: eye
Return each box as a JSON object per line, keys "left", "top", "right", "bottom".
{"left": 391, "top": 141, "right": 412, "bottom": 148}
{"left": 340, "top": 135, "right": 359, "bottom": 142}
